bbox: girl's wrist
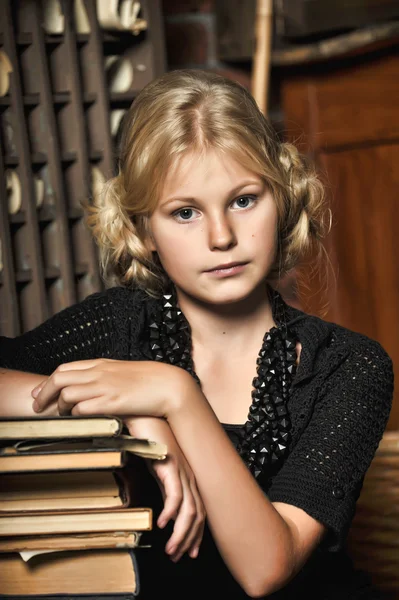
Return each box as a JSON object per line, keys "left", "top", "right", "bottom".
{"left": 166, "top": 367, "right": 204, "bottom": 421}
{"left": 124, "top": 415, "right": 170, "bottom": 440}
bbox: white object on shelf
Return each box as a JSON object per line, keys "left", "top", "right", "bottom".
{"left": 105, "top": 55, "right": 134, "bottom": 93}
{"left": 0, "top": 50, "right": 13, "bottom": 97}
{"left": 91, "top": 166, "right": 106, "bottom": 202}
{"left": 42, "top": 0, "right": 65, "bottom": 34}
{"left": 34, "top": 174, "right": 45, "bottom": 209}
{"left": 96, "top": 0, "right": 146, "bottom": 33}
{"left": 110, "top": 109, "right": 127, "bottom": 138}
{"left": 74, "top": 0, "right": 91, "bottom": 34}
{"left": 6, "top": 169, "right": 22, "bottom": 215}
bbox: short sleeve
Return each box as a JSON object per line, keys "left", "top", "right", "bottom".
{"left": 268, "top": 340, "right": 394, "bottom": 551}
{"left": 0, "top": 287, "right": 134, "bottom": 376}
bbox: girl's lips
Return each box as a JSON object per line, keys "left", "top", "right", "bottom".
{"left": 205, "top": 263, "right": 248, "bottom": 277}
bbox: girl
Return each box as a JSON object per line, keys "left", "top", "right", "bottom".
{"left": 0, "top": 70, "right": 393, "bottom": 599}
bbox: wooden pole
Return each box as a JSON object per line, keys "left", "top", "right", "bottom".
{"left": 251, "top": 0, "right": 273, "bottom": 116}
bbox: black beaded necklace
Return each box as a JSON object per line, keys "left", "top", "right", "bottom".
{"left": 147, "top": 286, "right": 297, "bottom": 483}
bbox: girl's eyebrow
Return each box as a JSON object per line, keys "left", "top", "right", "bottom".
{"left": 161, "top": 179, "right": 262, "bottom": 207}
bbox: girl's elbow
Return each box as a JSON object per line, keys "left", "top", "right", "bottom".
{"left": 242, "top": 577, "right": 286, "bottom": 599}
{"left": 240, "top": 559, "right": 295, "bottom": 598}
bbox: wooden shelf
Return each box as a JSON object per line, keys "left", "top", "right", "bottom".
{"left": 4, "top": 151, "right": 80, "bottom": 167}
{"left": 0, "top": 32, "right": 90, "bottom": 47}
{"left": 9, "top": 211, "right": 26, "bottom": 225}
{"left": 68, "top": 206, "right": 85, "bottom": 220}
{"left": 75, "top": 262, "right": 89, "bottom": 276}
{"left": 45, "top": 33, "right": 90, "bottom": 47}
{"left": 109, "top": 91, "right": 138, "bottom": 105}
{"left": 0, "top": 0, "right": 166, "bottom": 334}
{"left": 44, "top": 266, "right": 61, "bottom": 280}
{"left": 38, "top": 205, "right": 56, "bottom": 222}
{"left": 4, "top": 155, "right": 18, "bottom": 166}
{"left": 0, "top": 92, "right": 98, "bottom": 108}
{"left": 16, "top": 268, "right": 33, "bottom": 283}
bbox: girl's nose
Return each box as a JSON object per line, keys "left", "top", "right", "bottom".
{"left": 208, "top": 214, "right": 237, "bottom": 251}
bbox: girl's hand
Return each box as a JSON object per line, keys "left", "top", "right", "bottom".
{"left": 31, "top": 359, "right": 188, "bottom": 419}
{"left": 126, "top": 417, "right": 206, "bottom": 563}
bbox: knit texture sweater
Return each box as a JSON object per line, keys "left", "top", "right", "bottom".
{"left": 0, "top": 286, "right": 394, "bottom": 599}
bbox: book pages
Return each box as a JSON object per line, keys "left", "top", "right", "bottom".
{"left": 20, "top": 549, "right": 54, "bottom": 562}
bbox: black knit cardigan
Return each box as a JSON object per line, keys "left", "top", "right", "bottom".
{"left": 0, "top": 286, "right": 394, "bottom": 599}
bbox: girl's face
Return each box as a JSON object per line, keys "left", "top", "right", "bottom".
{"left": 147, "top": 149, "right": 278, "bottom": 306}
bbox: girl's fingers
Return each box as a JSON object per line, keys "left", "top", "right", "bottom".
{"left": 56, "top": 384, "right": 103, "bottom": 416}
{"left": 186, "top": 478, "right": 206, "bottom": 555}
{"left": 70, "top": 396, "right": 109, "bottom": 416}
{"left": 32, "top": 360, "right": 105, "bottom": 398}
{"left": 188, "top": 521, "right": 205, "bottom": 559}
{"left": 33, "top": 369, "right": 98, "bottom": 412}
{"left": 165, "top": 476, "right": 197, "bottom": 557}
{"left": 175, "top": 519, "right": 205, "bottom": 561}
{"left": 31, "top": 379, "right": 47, "bottom": 398}
{"left": 171, "top": 478, "right": 205, "bottom": 561}
{"left": 155, "top": 463, "right": 183, "bottom": 528}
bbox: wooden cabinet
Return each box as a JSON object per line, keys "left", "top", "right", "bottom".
{"left": 278, "top": 37, "right": 399, "bottom": 428}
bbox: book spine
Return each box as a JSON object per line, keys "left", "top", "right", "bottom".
{"left": 129, "top": 549, "right": 140, "bottom": 598}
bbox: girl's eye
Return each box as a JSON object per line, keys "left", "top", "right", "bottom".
{"left": 232, "top": 195, "right": 257, "bottom": 209}
{"left": 173, "top": 208, "right": 199, "bottom": 222}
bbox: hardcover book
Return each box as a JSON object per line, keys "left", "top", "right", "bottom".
{"left": 0, "top": 507, "right": 152, "bottom": 536}
{"left": 0, "top": 470, "right": 131, "bottom": 512}
{"left": 0, "top": 416, "right": 123, "bottom": 440}
{"left": 0, "top": 549, "right": 140, "bottom": 596}
{"left": 0, "top": 531, "right": 140, "bottom": 553}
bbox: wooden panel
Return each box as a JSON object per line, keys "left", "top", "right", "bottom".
{"left": 281, "top": 51, "right": 399, "bottom": 151}
{"left": 278, "top": 0, "right": 399, "bottom": 38}
{"left": 305, "top": 145, "right": 399, "bottom": 429}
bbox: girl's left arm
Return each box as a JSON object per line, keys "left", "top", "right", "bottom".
{"left": 167, "top": 370, "right": 326, "bottom": 598}
{"left": 167, "top": 341, "right": 393, "bottom": 598}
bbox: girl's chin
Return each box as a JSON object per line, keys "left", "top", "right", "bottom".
{"left": 178, "top": 282, "right": 265, "bottom": 307}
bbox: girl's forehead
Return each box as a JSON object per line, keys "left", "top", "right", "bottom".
{"left": 166, "top": 148, "right": 260, "bottom": 185}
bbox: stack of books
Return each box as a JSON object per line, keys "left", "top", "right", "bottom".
{"left": 0, "top": 415, "right": 167, "bottom": 598}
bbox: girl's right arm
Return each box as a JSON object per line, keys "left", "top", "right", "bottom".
{"left": 0, "top": 287, "right": 132, "bottom": 416}
{"left": 0, "top": 368, "right": 55, "bottom": 417}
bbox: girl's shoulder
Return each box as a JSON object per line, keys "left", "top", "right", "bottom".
{"left": 82, "top": 284, "right": 146, "bottom": 304}
{"left": 285, "top": 303, "right": 393, "bottom": 385}
{"left": 79, "top": 284, "right": 150, "bottom": 316}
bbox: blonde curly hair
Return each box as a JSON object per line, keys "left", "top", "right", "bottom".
{"left": 84, "top": 69, "right": 328, "bottom": 296}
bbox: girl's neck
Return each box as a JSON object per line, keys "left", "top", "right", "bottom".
{"left": 175, "top": 283, "right": 275, "bottom": 354}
